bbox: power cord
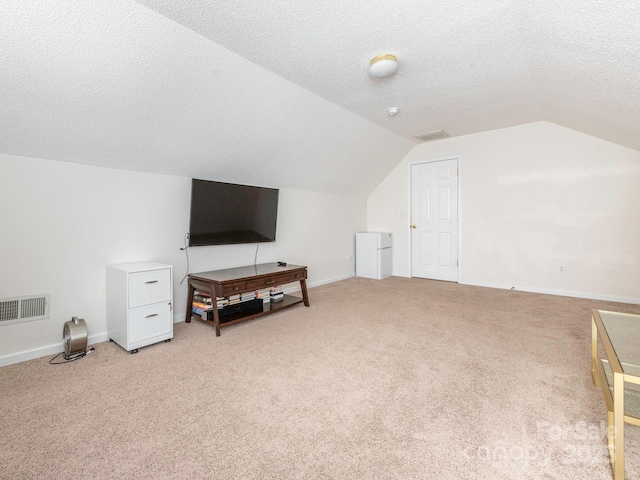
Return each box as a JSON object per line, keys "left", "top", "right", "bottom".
{"left": 254, "top": 242, "right": 259, "bottom": 265}
{"left": 49, "top": 347, "right": 95, "bottom": 365}
{"left": 179, "top": 232, "right": 190, "bottom": 285}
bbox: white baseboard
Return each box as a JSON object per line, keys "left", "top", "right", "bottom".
{"left": 307, "top": 273, "right": 353, "bottom": 289}
{"left": 0, "top": 315, "right": 198, "bottom": 367}
{"left": 0, "top": 332, "right": 110, "bottom": 368}
{"left": 173, "top": 313, "right": 187, "bottom": 324}
{"left": 459, "top": 279, "right": 640, "bottom": 305}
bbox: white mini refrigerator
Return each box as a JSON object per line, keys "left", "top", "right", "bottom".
{"left": 355, "top": 232, "right": 392, "bottom": 279}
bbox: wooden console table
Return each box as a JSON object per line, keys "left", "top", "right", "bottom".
{"left": 185, "top": 263, "right": 309, "bottom": 336}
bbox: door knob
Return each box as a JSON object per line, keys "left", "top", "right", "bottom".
{"left": 411, "top": 225, "right": 417, "bottom": 229}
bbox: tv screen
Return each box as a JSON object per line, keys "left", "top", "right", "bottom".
{"left": 188, "top": 179, "right": 279, "bottom": 247}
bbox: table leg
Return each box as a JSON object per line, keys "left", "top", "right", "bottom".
{"left": 608, "top": 411, "right": 614, "bottom": 464}
{"left": 592, "top": 317, "right": 599, "bottom": 387}
{"left": 300, "top": 279, "right": 310, "bottom": 307}
{"left": 185, "top": 280, "right": 195, "bottom": 323}
{"left": 210, "top": 285, "right": 221, "bottom": 337}
{"left": 613, "top": 371, "right": 624, "bottom": 479}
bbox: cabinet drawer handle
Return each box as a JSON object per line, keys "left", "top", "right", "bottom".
{"left": 145, "top": 313, "right": 159, "bottom": 318}
{"left": 233, "top": 287, "right": 239, "bottom": 291}
{"left": 145, "top": 280, "right": 158, "bottom": 284}
{"left": 265, "top": 280, "right": 275, "bottom": 285}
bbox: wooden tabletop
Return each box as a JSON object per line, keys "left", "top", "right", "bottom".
{"left": 189, "top": 262, "right": 306, "bottom": 283}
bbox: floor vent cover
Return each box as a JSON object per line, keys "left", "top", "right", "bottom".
{"left": 0, "top": 294, "right": 50, "bottom": 325}
{"left": 414, "top": 130, "right": 450, "bottom": 142}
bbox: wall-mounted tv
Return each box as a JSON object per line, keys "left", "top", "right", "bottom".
{"left": 188, "top": 179, "right": 279, "bottom": 247}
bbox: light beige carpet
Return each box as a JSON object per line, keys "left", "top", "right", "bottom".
{"left": 2, "top": 277, "right": 640, "bottom": 479}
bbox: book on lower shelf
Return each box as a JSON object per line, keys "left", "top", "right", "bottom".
{"left": 216, "top": 297, "right": 229, "bottom": 309}
{"left": 256, "top": 288, "right": 271, "bottom": 303}
{"left": 192, "top": 280, "right": 298, "bottom": 320}
{"left": 193, "top": 293, "right": 212, "bottom": 304}
{"left": 193, "top": 291, "right": 265, "bottom": 320}
{"left": 192, "top": 301, "right": 212, "bottom": 310}
{"left": 192, "top": 306, "right": 213, "bottom": 321}
{"left": 241, "top": 291, "right": 256, "bottom": 302}
{"left": 270, "top": 286, "right": 284, "bottom": 302}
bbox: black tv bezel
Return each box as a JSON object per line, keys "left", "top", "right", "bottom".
{"left": 188, "top": 179, "right": 279, "bottom": 247}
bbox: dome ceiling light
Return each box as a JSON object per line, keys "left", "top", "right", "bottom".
{"left": 369, "top": 54, "right": 398, "bottom": 78}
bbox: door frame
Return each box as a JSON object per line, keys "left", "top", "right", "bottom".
{"left": 407, "top": 155, "right": 463, "bottom": 281}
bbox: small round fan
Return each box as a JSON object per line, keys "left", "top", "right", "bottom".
{"left": 63, "top": 316, "right": 87, "bottom": 360}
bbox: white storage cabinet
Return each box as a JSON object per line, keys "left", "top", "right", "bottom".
{"left": 107, "top": 262, "right": 173, "bottom": 353}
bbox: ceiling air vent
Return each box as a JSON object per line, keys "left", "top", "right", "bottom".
{"left": 0, "top": 294, "right": 50, "bottom": 326}
{"left": 414, "top": 130, "right": 450, "bottom": 142}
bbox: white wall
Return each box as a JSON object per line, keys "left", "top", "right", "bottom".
{"left": 368, "top": 121, "right": 640, "bottom": 302}
{"left": 0, "top": 153, "right": 365, "bottom": 365}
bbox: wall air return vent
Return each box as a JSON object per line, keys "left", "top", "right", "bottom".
{"left": 0, "top": 294, "right": 50, "bottom": 326}
{"left": 414, "top": 130, "right": 450, "bottom": 142}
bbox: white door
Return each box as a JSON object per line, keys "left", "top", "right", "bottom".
{"left": 410, "top": 159, "right": 459, "bottom": 281}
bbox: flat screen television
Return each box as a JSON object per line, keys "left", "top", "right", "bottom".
{"left": 188, "top": 179, "right": 279, "bottom": 247}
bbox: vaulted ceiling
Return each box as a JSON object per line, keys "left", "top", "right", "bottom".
{"left": 2, "top": 1, "right": 638, "bottom": 196}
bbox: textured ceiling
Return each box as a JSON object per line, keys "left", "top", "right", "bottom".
{"left": 1, "top": 1, "right": 639, "bottom": 197}
{"left": 137, "top": 0, "right": 640, "bottom": 149}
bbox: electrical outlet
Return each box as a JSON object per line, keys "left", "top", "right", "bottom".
{"left": 557, "top": 263, "right": 566, "bottom": 274}
{"left": 392, "top": 210, "right": 401, "bottom": 218}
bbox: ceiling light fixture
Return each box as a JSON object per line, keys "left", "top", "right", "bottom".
{"left": 369, "top": 54, "right": 398, "bottom": 78}
{"left": 388, "top": 107, "right": 400, "bottom": 116}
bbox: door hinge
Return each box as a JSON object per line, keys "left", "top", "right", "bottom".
{"left": 457, "top": 168, "right": 459, "bottom": 175}
{"left": 457, "top": 259, "right": 459, "bottom": 266}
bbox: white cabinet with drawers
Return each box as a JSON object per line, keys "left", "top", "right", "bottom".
{"left": 107, "top": 262, "right": 173, "bottom": 353}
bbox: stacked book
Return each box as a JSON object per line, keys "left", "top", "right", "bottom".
{"left": 256, "top": 288, "right": 271, "bottom": 304}
{"left": 192, "top": 291, "right": 236, "bottom": 321}
{"left": 192, "top": 301, "right": 212, "bottom": 317}
{"left": 270, "top": 286, "right": 284, "bottom": 302}
{"left": 192, "top": 291, "right": 214, "bottom": 320}
{"left": 241, "top": 291, "right": 256, "bottom": 302}
{"left": 193, "top": 292, "right": 212, "bottom": 305}
{"left": 192, "top": 288, "right": 272, "bottom": 321}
